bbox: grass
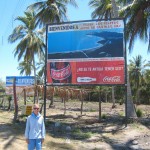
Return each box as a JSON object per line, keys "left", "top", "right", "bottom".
{"left": 89, "top": 108, "right": 97, "bottom": 112}
{"left": 0, "top": 101, "right": 150, "bottom": 150}
{"left": 136, "top": 108, "right": 143, "bottom": 117}
{"left": 46, "top": 141, "right": 76, "bottom": 150}
{"left": 102, "top": 113, "right": 107, "bottom": 119}
{"left": 72, "top": 128, "right": 92, "bottom": 139}
{"left": 119, "top": 111, "right": 124, "bottom": 117}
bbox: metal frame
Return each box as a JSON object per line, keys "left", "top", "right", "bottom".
{"left": 44, "top": 18, "right": 127, "bottom": 124}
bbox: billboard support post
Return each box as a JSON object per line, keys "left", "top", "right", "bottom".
{"left": 44, "top": 83, "right": 46, "bottom": 123}
{"left": 124, "top": 18, "right": 128, "bottom": 127}
{"left": 125, "top": 84, "right": 128, "bottom": 127}
{"left": 98, "top": 88, "right": 101, "bottom": 122}
{"left": 44, "top": 27, "right": 48, "bottom": 123}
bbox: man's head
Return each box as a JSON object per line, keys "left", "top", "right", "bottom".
{"left": 33, "top": 104, "right": 40, "bottom": 115}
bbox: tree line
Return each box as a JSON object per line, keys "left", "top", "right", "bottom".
{"left": 1, "top": 0, "right": 149, "bottom": 118}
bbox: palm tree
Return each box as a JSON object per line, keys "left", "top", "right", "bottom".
{"left": 8, "top": 10, "right": 45, "bottom": 104}
{"left": 88, "top": 0, "right": 138, "bottom": 118}
{"left": 28, "top": 0, "right": 78, "bottom": 25}
{"left": 142, "top": 69, "right": 150, "bottom": 104}
{"left": 89, "top": 0, "right": 118, "bottom": 108}
{"left": 89, "top": 0, "right": 112, "bottom": 19}
{"left": 36, "top": 54, "right": 45, "bottom": 84}
{"left": 143, "top": 69, "right": 150, "bottom": 84}
{"left": 111, "top": 0, "right": 119, "bottom": 17}
{"left": 17, "top": 60, "right": 33, "bottom": 76}
{"left": 8, "top": 10, "right": 45, "bottom": 83}
{"left": 89, "top": 0, "right": 130, "bottom": 19}
{"left": 128, "top": 55, "right": 147, "bottom": 104}
{"left": 119, "top": 0, "right": 150, "bottom": 52}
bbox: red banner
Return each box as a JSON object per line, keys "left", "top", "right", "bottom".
{"left": 47, "top": 59, "right": 125, "bottom": 85}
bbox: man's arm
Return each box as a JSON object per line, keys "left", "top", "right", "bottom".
{"left": 41, "top": 117, "right": 46, "bottom": 140}
{"left": 25, "top": 117, "right": 30, "bottom": 141}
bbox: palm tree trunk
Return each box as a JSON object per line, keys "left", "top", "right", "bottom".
{"left": 33, "top": 56, "right": 37, "bottom": 104}
{"left": 111, "top": 0, "right": 119, "bottom": 18}
{"left": 127, "top": 71, "right": 137, "bottom": 118}
{"left": 13, "top": 78, "right": 18, "bottom": 122}
{"left": 112, "top": 86, "right": 116, "bottom": 107}
{"left": 111, "top": 0, "right": 137, "bottom": 118}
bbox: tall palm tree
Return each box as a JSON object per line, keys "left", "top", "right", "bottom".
{"left": 88, "top": 0, "right": 138, "bottom": 118}
{"left": 89, "top": 0, "right": 118, "bottom": 108}
{"left": 119, "top": 0, "right": 150, "bottom": 52}
{"left": 8, "top": 10, "right": 45, "bottom": 83}
{"left": 111, "top": 0, "right": 119, "bottom": 17}
{"left": 129, "top": 55, "right": 147, "bottom": 104}
{"left": 36, "top": 54, "right": 45, "bottom": 84}
{"left": 17, "top": 60, "right": 33, "bottom": 76}
{"left": 8, "top": 10, "right": 45, "bottom": 104}
{"left": 28, "top": 0, "right": 78, "bottom": 25}
{"left": 142, "top": 69, "right": 150, "bottom": 104}
{"left": 89, "top": 0, "right": 112, "bottom": 19}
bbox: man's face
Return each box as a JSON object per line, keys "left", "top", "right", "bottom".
{"left": 33, "top": 105, "right": 39, "bottom": 115}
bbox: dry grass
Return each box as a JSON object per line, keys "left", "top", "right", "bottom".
{"left": 0, "top": 99, "right": 150, "bottom": 150}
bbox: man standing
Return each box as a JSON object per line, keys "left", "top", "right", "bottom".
{"left": 25, "top": 104, "right": 45, "bottom": 150}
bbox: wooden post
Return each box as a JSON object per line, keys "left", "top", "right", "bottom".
{"left": 13, "top": 77, "right": 18, "bottom": 122}
{"left": 99, "top": 89, "right": 101, "bottom": 122}
{"left": 80, "top": 90, "right": 83, "bottom": 115}
{"left": 23, "top": 89, "right": 26, "bottom": 105}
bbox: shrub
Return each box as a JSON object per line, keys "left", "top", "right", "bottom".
{"left": 136, "top": 108, "right": 143, "bottom": 117}
{"left": 119, "top": 112, "right": 124, "bottom": 117}
{"left": 72, "top": 129, "right": 91, "bottom": 139}
{"left": 119, "top": 99, "right": 123, "bottom": 105}
{"left": 102, "top": 113, "right": 107, "bottom": 119}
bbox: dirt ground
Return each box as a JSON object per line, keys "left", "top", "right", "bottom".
{"left": 0, "top": 99, "right": 150, "bottom": 150}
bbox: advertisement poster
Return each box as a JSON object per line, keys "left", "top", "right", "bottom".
{"left": 47, "top": 19, "right": 125, "bottom": 85}
{"left": 6, "top": 76, "right": 35, "bottom": 95}
{"left": 6, "top": 76, "right": 35, "bottom": 86}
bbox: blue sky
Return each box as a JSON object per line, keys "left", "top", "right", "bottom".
{"left": 0, "top": 0, "right": 149, "bottom": 82}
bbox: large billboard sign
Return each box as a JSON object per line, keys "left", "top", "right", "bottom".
{"left": 46, "top": 19, "right": 125, "bottom": 85}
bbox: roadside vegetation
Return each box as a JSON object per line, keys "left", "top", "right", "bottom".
{"left": 0, "top": 1, "right": 150, "bottom": 149}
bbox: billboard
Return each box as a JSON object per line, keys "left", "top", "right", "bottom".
{"left": 46, "top": 19, "right": 125, "bottom": 85}
{"left": 6, "top": 76, "right": 35, "bottom": 86}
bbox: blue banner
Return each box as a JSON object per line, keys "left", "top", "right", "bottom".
{"left": 6, "top": 76, "right": 35, "bottom": 86}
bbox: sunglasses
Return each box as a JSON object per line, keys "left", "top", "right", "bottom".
{"left": 34, "top": 108, "right": 39, "bottom": 110}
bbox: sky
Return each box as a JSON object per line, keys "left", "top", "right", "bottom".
{"left": 0, "top": 0, "right": 149, "bottom": 82}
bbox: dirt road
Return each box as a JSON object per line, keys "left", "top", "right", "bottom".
{"left": 0, "top": 101, "right": 150, "bottom": 150}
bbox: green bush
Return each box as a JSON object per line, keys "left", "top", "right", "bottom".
{"left": 90, "top": 92, "right": 99, "bottom": 102}
{"left": 119, "top": 99, "right": 123, "bottom": 105}
{"left": 72, "top": 129, "right": 91, "bottom": 139}
{"left": 119, "top": 111, "right": 124, "bottom": 117}
{"left": 90, "top": 108, "right": 96, "bottom": 112}
{"left": 102, "top": 113, "right": 107, "bottom": 119}
{"left": 136, "top": 108, "right": 143, "bottom": 117}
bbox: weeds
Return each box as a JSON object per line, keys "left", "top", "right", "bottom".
{"left": 102, "top": 113, "right": 107, "bottom": 119}
{"left": 72, "top": 128, "right": 92, "bottom": 139}
{"left": 136, "top": 108, "right": 143, "bottom": 117}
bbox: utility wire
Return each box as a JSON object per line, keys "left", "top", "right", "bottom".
{"left": 3, "top": 0, "right": 24, "bottom": 37}
{"left": 1, "top": 0, "right": 36, "bottom": 45}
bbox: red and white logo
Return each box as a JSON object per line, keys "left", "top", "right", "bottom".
{"left": 103, "top": 76, "right": 121, "bottom": 83}
{"left": 51, "top": 64, "right": 71, "bottom": 80}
